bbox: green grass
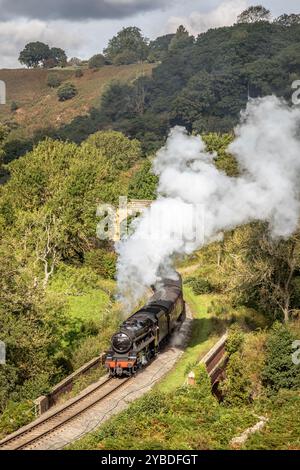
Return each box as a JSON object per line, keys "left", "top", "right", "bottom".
{"left": 47, "top": 265, "right": 113, "bottom": 325}
{"left": 66, "top": 381, "right": 257, "bottom": 450}
{"left": 245, "top": 390, "right": 300, "bottom": 450}
{"left": 68, "top": 290, "right": 110, "bottom": 323}
{"left": 64, "top": 280, "right": 300, "bottom": 451}
{"left": 0, "top": 64, "right": 155, "bottom": 138}
{"left": 157, "top": 288, "right": 222, "bottom": 392}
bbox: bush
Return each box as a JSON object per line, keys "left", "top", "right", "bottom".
{"left": 113, "top": 50, "right": 139, "bottom": 65}
{"left": 88, "top": 54, "right": 106, "bottom": 69}
{"left": 75, "top": 69, "right": 84, "bottom": 78}
{"left": 57, "top": 82, "right": 78, "bottom": 101}
{"left": 10, "top": 101, "right": 19, "bottom": 112}
{"left": 0, "top": 400, "right": 35, "bottom": 439}
{"left": 226, "top": 325, "right": 245, "bottom": 356}
{"left": 195, "top": 364, "right": 213, "bottom": 398}
{"left": 185, "top": 276, "right": 213, "bottom": 295}
{"left": 262, "top": 322, "right": 300, "bottom": 394}
{"left": 85, "top": 249, "right": 117, "bottom": 279}
{"left": 47, "top": 74, "right": 62, "bottom": 88}
{"left": 220, "top": 352, "right": 252, "bottom": 406}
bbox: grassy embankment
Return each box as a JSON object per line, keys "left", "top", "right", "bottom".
{"left": 0, "top": 64, "right": 154, "bottom": 137}
{"left": 66, "top": 261, "right": 273, "bottom": 450}
{"left": 67, "top": 303, "right": 300, "bottom": 450}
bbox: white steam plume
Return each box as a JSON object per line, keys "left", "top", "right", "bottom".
{"left": 116, "top": 96, "right": 300, "bottom": 309}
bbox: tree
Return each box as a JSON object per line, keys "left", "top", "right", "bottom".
{"left": 57, "top": 82, "right": 78, "bottom": 101}
{"left": 237, "top": 5, "right": 271, "bottom": 24}
{"left": 220, "top": 351, "right": 252, "bottom": 406}
{"left": 221, "top": 224, "right": 300, "bottom": 323}
{"left": 50, "top": 47, "right": 67, "bottom": 67}
{"left": 68, "top": 57, "right": 82, "bottom": 67}
{"left": 88, "top": 54, "right": 106, "bottom": 69}
{"left": 262, "top": 322, "right": 300, "bottom": 393}
{"left": 149, "top": 34, "right": 175, "bottom": 62}
{"left": 100, "top": 81, "right": 134, "bottom": 122}
{"left": 128, "top": 159, "right": 158, "bottom": 200}
{"left": 114, "top": 50, "right": 139, "bottom": 66}
{"left": 19, "top": 42, "right": 51, "bottom": 68}
{"left": 19, "top": 42, "right": 67, "bottom": 68}
{"left": 169, "top": 25, "right": 194, "bottom": 52}
{"left": 85, "top": 130, "right": 141, "bottom": 171}
{"left": 104, "top": 27, "right": 149, "bottom": 64}
{"left": 275, "top": 14, "right": 300, "bottom": 27}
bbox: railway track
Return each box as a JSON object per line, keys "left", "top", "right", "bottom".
{"left": 0, "top": 329, "right": 228, "bottom": 451}
{"left": 0, "top": 376, "right": 131, "bottom": 450}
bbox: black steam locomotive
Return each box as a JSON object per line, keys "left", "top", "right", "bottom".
{"left": 105, "top": 275, "right": 186, "bottom": 376}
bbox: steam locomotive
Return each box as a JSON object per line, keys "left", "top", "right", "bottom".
{"left": 105, "top": 275, "right": 186, "bottom": 376}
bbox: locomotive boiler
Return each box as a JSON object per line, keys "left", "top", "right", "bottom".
{"left": 105, "top": 275, "right": 186, "bottom": 376}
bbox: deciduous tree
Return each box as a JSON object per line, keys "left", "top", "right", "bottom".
{"left": 237, "top": 5, "right": 271, "bottom": 24}
{"left": 104, "top": 27, "right": 149, "bottom": 64}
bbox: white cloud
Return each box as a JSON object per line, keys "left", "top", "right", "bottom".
{"left": 0, "top": 19, "right": 82, "bottom": 68}
{"left": 165, "top": 0, "right": 247, "bottom": 35}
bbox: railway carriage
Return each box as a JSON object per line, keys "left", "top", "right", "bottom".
{"left": 105, "top": 275, "right": 186, "bottom": 376}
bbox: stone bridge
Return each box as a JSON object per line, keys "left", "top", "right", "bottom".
{"left": 113, "top": 198, "right": 152, "bottom": 242}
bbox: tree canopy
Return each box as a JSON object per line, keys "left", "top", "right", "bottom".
{"left": 103, "top": 27, "right": 149, "bottom": 64}
{"left": 237, "top": 5, "right": 271, "bottom": 24}
{"left": 19, "top": 42, "right": 67, "bottom": 68}
{"left": 88, "top": 54, "right": 106, "bottom": 69}
{"left": 275, "top": 14, "right": 300, "bottom": 27}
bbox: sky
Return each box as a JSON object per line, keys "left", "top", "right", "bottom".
{"left": 0, "top": 0, "right": 299, "bottom": 68}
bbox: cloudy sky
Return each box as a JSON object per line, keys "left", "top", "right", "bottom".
{"left": 0, "top": 0, "right": 299, "bottom": 68}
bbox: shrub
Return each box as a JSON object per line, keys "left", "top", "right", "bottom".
{"left": 75, "top": 69, "right": 84, "bottom": 78}
{"left": 46, "top": 73, "right": 62, "bottom": 88}
{"left": 195, "top": 364, "right": 213, "bottom": 398}
{"left": 57, "top": 82, "right": 78, "bottom": 101}
{"left": 113, "top": 50, "right": 139, "bottom": 65}
{"left": 88, "top": 54, "right": 106, "bottom": 69}
{"left": 185, "top": 276, "right": 213, "bottom": 295}
{"left": 220, "top": 352, "right": 252, "bottom": 406}
{"left": 261, "top": 322, "right": 300, "bottom": 394}
{"left": 0, "top": 400, "right": 35, "bottom": 439}
{"left": 226, "top": 325, "right": 245, "bottom": 356}
{"left": 10, "top": 101, "right": 19, "bottom": 112}
{"left": 85, "top": 249, "right": 117, "bottom": 280}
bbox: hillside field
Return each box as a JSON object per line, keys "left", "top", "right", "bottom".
{"left": 0, "top": 64, "right": 154, "bottom": 136}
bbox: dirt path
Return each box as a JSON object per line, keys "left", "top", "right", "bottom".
{"left": 23, "top": 306, "right": 193, "bottom": 450}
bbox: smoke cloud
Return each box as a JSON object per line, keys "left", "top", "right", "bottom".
{"left": 116, "top": 96, "right": 300, "bottom": 309}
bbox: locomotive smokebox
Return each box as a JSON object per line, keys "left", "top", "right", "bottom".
{"left": 112, "top": 332, "right": 132, "bottom": 354}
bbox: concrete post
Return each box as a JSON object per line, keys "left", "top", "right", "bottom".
{"left": 188, "top": 371, "right": 196, "bottom": 386}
